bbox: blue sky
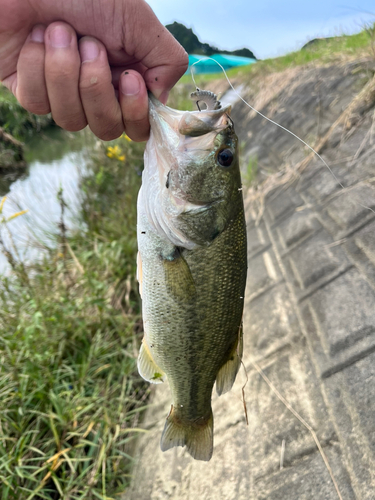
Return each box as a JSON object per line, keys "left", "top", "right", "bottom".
{"left": 146, "top": 0, "right": 375, "bottom": 59}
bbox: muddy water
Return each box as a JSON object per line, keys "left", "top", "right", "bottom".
{"left": 0, "top": 128, "right": 95, "bottom": 274}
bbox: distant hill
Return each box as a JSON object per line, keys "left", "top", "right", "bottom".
{"left": 166, "top": 22, "right": 257, "bottom": 60}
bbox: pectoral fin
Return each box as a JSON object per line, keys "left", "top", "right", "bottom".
{"left": 216, "top": 324, "right": 243, "bottom": 396}
{"left": 162, "top": 249, "right": 196, "bottom": 303}
{"left": 137, "top": 341, "right": 166, "bottom": 384}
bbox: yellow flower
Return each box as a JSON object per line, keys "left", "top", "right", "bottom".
{"left": 106, "top": 145, "right": 126, "bottom": 161}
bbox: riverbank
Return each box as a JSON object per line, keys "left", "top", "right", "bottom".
{"left": 0, "top": 85, "right": 54, "bottom": 169}
{"left": 1, "top": 23, "right": 374, "bottom": 498}
{"left": 0, "top": 130, "right": 149, "bottom": 498}
{"left": 0, "top": 79, "right": 195, "bottom": 498}
{"left": 128, "top": 28, "right": 375, "bottom": 500}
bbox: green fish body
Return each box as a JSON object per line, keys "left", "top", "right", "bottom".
{"left": 137, "top": 93, "right": 247, "bottom": 461}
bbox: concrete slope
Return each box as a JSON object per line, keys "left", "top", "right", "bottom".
{"left": 128, "top": 60, "right": 375, "bottom": 500}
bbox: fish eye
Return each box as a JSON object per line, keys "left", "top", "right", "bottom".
{"left": 217, "top": 148, "right": 234, "bottom": 167}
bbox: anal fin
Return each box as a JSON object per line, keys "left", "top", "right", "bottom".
{"left": 160, "top": 406, "right": 213, "bottom": 462}
{"left": 216, "top": 324, "right": 243, "bottom": 396}
{"left": 137, "top": 341, "right": 166, "bottom": 384}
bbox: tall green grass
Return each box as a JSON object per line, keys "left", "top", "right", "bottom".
{"left": 1, "top": 24, "right": 373, "bottom": 493}
{"left": 0, "top": 135, "right": 148, "bottom": 499}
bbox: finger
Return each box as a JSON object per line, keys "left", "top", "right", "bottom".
{"left": 125, "top": 1, "right": 188, "bottom": 100}
{"left": 111, "top": 63, "right": 147, "bottom": 90}
{"left": 1, "top": 73, "right": 17, "bottom": 96}
{"left": 15, "top": 25, "right": 50, "bottom": 115}
{"left": 119, "top": 70, "right": 149, "bottom": 142}
{"left": 45, "top": 22, "right": 87, "bottom": 132}
{"left": 79, "top": 37, "right": 124, "bottom": 141}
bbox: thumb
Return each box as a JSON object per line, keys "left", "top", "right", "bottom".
{"left": 143, "top": 37, "right": 188, "bottom": 102}
{"left": 127, "top": 1, "right": 188, "bottom": 101}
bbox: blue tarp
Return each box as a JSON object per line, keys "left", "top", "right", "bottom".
{"left": 186, "top": 53, "right": 256, "bottom": 74}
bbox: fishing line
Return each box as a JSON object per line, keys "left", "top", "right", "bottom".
{"left": 190, "top": 58, "right": 375, "bottom": 215}
{"left": 189, "top": 59, "right": 350, "bottom": 498}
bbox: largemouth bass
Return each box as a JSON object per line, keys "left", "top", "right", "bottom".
{"left": 136, "top": 90, "right": 247, "bottom": 461}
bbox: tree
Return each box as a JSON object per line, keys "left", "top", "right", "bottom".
{"left": 165, "top": 22, "right": 257, "bottom": 60}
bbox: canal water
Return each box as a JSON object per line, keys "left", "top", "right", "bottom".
{"left": 0, "top": 128, "right": 95, "bottom": 274}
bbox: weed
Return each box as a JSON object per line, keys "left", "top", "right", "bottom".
{"left": 364, "top": 21, "right": 375, "bottom": 59}
{"left": 0, "top": 134, "right": 148, "bottom": 499}
{"left": 242, "top": 155, "right": 258, "bottom": 187}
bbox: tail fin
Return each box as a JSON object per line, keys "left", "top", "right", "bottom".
{"left": 160, "top": 406, "right": 213, "bottom": 461}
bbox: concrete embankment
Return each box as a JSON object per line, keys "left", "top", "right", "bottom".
{"left": 128, "top": 59, "right": 375, "bottom": 500}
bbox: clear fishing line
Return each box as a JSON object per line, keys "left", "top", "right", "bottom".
{"left": 190, "top": 58, "right": 375, "bottom": 215}
{"left": 189, "top": 58, "right": 362, "bottom": 500}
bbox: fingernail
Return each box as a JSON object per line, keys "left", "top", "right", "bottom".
{"left": 49, "top": 26, "right": 72, "bottom": 48}
{"left": 30, "top": 25, "right": 45, "bottom": 43}
{"left": 80, "top": 40, "right": 99, "bottom": 62}
{"left": 121, "top": 72, "right": 140, "bottom": 96}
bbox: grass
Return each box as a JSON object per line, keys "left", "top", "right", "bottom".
{"left": 0, "top": 82, "right": 198, "bottom": 499}
{"left": 241, "top": 155, "right": 258, "bottom": 187}
{"left": 0, "top": 23, "right": 374, "bottom": 495}
{"left": 0, "top": 133, "right": 149, "bottom": 499}
{"left": 0, "top": 86, "right": 53, "bottom": 141}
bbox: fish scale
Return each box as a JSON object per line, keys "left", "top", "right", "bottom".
{"left": 136, "top": 92, "right": 247, "bottom": 461}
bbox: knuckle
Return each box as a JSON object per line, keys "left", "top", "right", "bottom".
{"left": 88, "top": 112, "right": 123, "bottom": 140}
{"left": 53, "top": 114, "right": 87, "bottom": 132}
{"left": 124, "top": 124, "right": 149, "bottom": 143}
{"left": 26, "top": 103, "right": 51, "bottom": 115}
{"left": 47, "top": 65, "right": 78, "bottom": 86}
{"left": 123, "top": 116, "right": 148, "bottom": 128}
{"left": 97, "top": 125, "right": 123, "bottom": 141}
{"left": 122, "top": 105, "right": 149, "bottom": 123}
{"left": 46, "top": 52, "right": 80, "bottom": 87}
{"left": 18, "top": 95, "right": 50, "bottom": 115}
{"left": 79, "top": 73, "right": 110, "bottom": 98}
{"left": 172, "top": 48, "right": 189, "bottom": 75}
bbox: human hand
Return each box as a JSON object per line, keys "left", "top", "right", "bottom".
{"left": 0, "top": 0, "right": 188, "bottom": 141}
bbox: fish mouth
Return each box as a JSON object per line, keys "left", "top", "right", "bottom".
{"left": 148, "top": 93, "right": 231, "bottom": 144}
{"left": 141, "top": 94, "right": 232, "bottom": 249}
{"left": 147, "top": 93, "right": 232, "bottom": 204}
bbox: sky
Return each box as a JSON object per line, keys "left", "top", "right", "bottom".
{"left": 146, "top": 0, "right": 375, "bottom": 59}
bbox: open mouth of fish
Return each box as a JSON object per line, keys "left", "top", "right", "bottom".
{"left": 147, "top": 93, "right": 231, "bottom": 205}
